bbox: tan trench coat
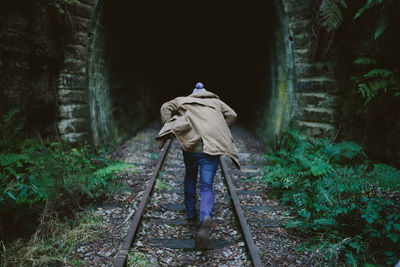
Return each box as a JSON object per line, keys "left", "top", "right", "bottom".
{"left": 156, "top": 91, "right": 240, "bottom": 168}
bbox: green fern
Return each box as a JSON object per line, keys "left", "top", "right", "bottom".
{"left": 352, "top": 59, "right": 399, "bottom": 104}
{"left": 364, "top": 68, "right": 393, "bottom": 78}
{"left": 368, "top": 164, "right": 400, "bottom": 191}
{"left": 0, "top": 108, "right": 25, "bottom": 152}
{"left": 354, "top": 0, "right": 393, "bottom": 39}
{"left": 353, "top": 57, "right": 377, "bottom": 65}
{"left": 320, "top": 0, "right": 348, "bottom": 32}
{"left": 261, "top": 129, "right": 400, "bottom": 265}
{"left": 92, "top": 163, "right": 129, "bottom": 178}
{"left": 354, "top": 0, "right": 385, "bottom": 19}
{"left": 374, "top": 10, "right": 389, "bottom": 39}
{"left": 332, "top": 142, "right": 366, "bottom": 162}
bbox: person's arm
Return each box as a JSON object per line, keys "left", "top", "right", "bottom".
{"left": 220, "top": 101, "right": 237, "bottom": 127}
{"left": 160, "top": 99, "right": 178, "bottom": 123}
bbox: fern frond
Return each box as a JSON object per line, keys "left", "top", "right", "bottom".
{"left": 0, "top": 108, "right": 25, "bottom": 151}
{"left": 320, "top": 0, "right": 348, "bottom": 32}
{"left": 355, "top": 0, "right": 393, "bottom": 39}
{"left": 354, "top": 0, "right": 384, "bottom": 19}
{"left": 364, "top": 69, "right": 393, "bottom": 78}
{"left": 374, "top": 10, "right": 388, "bottom": 39}
{"left": 369, "top": 164, "right": 400, "bottom": 190}
{"left": 353, "top": 57, "right": 377, "bottom": 65}
{"left": 91, "top": 163, "right": 129, "bottom": 178}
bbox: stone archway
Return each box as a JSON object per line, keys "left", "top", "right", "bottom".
{"left": 57, "top": 0, "right": 339, "bottom": 145}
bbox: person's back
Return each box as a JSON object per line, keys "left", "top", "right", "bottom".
{"left": 156, "top": 82, "right": 239, "bottom": 249}
{"left": 158, "top": 86, "right": 239, "bottom": 166}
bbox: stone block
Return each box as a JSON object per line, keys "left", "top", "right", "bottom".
{"left": 62, "top": 59, "right": 87, "bottom": 75}
{"left": 59, "top": 104, "right": 89, "bottom": 119}
{"left": 70, "top": 32, "right": 89, "bottom": 46}
{"left": 79, "top": 0, "right": 96, "bottom": 6}
{"left": 296, "top": 92, "right": 339, "bottom": 109}
{"left": 292, "top": 32, "right": 311, "bottom": 48}
{"left": 289, "top": 19, "right": 311, "bottom": 35}
{"left": 296, "top": 106, "right": 336, "bottom": 124}
{"left": 296, "top": 62, "right": 333, "bottom": 78}
{"left": 61, "top": 132, "right": 90, "bottom": 143}
{"left": 296, "top": 78, "right": 338, "bottom": 93}
{"left": 58, "top": 118, "right": 90, "bottom": 135}
{"left": 59, "top": 89, "right": 88, "bottom": 104}
{"left": 293, "top": 49, "right": 309, "bottom": 64}
{"left": 285, "top": 1, "right": 309, "bottom": 13}
{"left": 296, "top": 120, "right": 335, "bottom": 137}
{"left": 286, "top": 4, "right": 312, "bottom": 22}
{"left": 58, "top": 74, "right": 87, "bottom": 89}
{"left": 75, "top": 3, "right": 95, "bottom": 20}
{"left": 65, "top": 44, "right": 88, "bottom": 60}
{"left": 283, "top": 0, "right": 313, "bottom": 10}
{"left": 76, "top": 17, "right": 91, "bottom": 33}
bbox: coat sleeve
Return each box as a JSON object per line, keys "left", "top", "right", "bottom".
{"left": 220, "top": 100, "right": 237, "bottom": 127}
{"left": 160, "top": 99, "right": 178, "bottom": 123}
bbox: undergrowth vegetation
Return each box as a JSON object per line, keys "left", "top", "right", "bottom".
{"left": 318, "top": 0, "right": 400, "bottom": 107}
{"left": 262, "top": 130, "right": 400, "bottom": 266}
{"left": 0, "top": 109, "right": 128, "bottom": 239}
{"left": 0, "top": 209, "right": 104, "bottom": 266}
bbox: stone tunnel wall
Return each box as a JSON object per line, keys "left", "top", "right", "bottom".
{"left": 0, "top": 1, "right": 68, "bottom": 139}
{"left": 56, "top": 0, "right": 341, "bottom": 146}
{"left": 0, "top": 0, "right": 340, "bottom": 146}
{"left": 87, "top": 0, "right": 115, "bottom": 146}
{"left": 283, "top": 0, "right": 338, "bottom": 136}
{"left": 57, "top": 0, "right": 97, "bottom": 144}
{"left": 252, "top": 0, "right": 341, "bottom": 145}
{"left": 57, "top": 0, "right": 156, "bottom": 146}
{"left": 284, "top": 0, "right": 340, "bottom": 138}
{"left": 254, "top": 0, "right": 296, "bottom": 145}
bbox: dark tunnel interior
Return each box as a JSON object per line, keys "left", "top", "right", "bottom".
{"left": 103, "top": 0, "right": 275, "bottom": 128}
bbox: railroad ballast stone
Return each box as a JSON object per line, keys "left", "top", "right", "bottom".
{"left": 70, "top": 123, "right": 321, "bottom": 266}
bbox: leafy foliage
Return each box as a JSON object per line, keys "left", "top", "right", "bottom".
{"left": 320, "top": 0, "right": 348, "bottom": 32}
{"left": 1, "top": 210, "right": 104, "bottom": 266}
{"left": 261, "top": 129, "right": 400, "bottom": 265}
{"left": 0, "top": 108, "right": 24, "bottom": 152}
{"left": 348, "top": 1, "right": 400, "bottom": 106}
{"left": 128, "top": 251, "right": 152, "bottom": 266}
{"left": 0, "top": 109, "right": 128, "bottom": 236}
{"left": 309, "top": 0, "right": 348, "bottom": 61}
{"left": 352, "top": 58, "right": 400, "bottom": 105}
{"left": 353, "top": 57, "right": 377, "bottom": 66}
{"left": 354, "top": 0, "right": 394, "bottom": 40}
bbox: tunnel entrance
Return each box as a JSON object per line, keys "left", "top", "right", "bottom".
{"left": 88, "top": 0, "right": 294, "bottom": 145}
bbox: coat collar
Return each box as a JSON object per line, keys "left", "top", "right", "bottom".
{"left": 188, "top": 90, "right": 220, "bottom": 99}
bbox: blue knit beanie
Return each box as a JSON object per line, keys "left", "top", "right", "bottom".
{"left": 195, "top": 82, "right": 204, "bottom": 89}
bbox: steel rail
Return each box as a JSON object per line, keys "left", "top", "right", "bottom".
{"left": 114, "top": 139, "right": 172, "bottom": 267}
{"left": 220, "top": 156, "right": 263, "bottom": 267}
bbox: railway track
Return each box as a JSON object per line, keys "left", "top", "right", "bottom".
{"left": 71, "top": 124, "right": 312, "bottom": 266}
{"left": 113, "top": 138, "right": 267, "bottom": 266}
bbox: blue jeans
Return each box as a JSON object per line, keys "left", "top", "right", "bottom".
{"left": 182, "top": 151, "right": 220, "bottom": 223}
